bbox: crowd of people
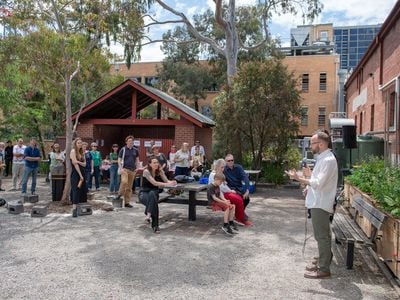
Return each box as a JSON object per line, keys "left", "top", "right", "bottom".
{"left": 1, "top": 131, "right": 340, "bottom": 279}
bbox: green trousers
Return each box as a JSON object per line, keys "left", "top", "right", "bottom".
{"left": 311, "top": 208, "right": 332, "bottom": 273}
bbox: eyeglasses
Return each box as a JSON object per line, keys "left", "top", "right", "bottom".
{"left": 226, "top": 159, "right": 234, "bottom": 162}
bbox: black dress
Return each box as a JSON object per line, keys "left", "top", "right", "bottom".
{"left": 70, "top": 159, "right": 88, "bottom": 204}
{"left": 139, "top": 171, "right": 162, "bottom": 228}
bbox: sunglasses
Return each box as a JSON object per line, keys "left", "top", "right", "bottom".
{"left": 226, "top": 159, "right": 234, "bottom": 162}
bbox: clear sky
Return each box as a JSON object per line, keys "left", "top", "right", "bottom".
{"left": 108, "top": 0, "right": 397, "bottom": 62}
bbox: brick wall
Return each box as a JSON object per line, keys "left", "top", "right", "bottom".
{"left": 76, "top": 123, "right": 94, "bottom": 139}
{"left": 284, "top": 55, "right": 338, "bottom": 136}
{"left": 174, "top": 125, "right": 195, "bottom": 150}
{"left": 346, "top": 6, "right": 400, "bottom": 157}
{"left": 195, "top": 127, "right": 213, "bottom": 160}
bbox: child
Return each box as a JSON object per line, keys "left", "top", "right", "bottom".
{"left": 207, "top": 173, "right": 238, "bottom": 235}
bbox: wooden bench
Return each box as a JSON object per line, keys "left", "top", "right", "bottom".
{"left": 332, "top": 196, "right": 386, "bottom": 269}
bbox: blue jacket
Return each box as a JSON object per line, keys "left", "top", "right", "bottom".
{"left": 224, "top": 164, "right": 249, "bottom": 191}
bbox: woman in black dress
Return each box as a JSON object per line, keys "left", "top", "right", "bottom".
{"left": 139, "top": 157, "right": 177, "bottom": 233}
{"left": 70, "top": 138, "right": 87, "bottom": 217}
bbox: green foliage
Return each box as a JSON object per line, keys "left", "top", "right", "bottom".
{"left": 347, "top": 158, "right": 400, "bottom": 218}
{"left": 347, "top": 158, "right": 384, "bottom": 194}
{"left": 213, "top": 59, "right": 301, "bottom": 169}
{"left": 260, "top": 161, "right": 289, "bottom": 185}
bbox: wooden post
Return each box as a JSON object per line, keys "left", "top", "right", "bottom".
{"left": 132, "top": 89, "right": 137, "bottom": 119}
{"left": 157, "top": 102, "right": 161, "bottom": 119}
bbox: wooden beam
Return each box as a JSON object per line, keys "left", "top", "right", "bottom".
{"left": 132, "top": 89, "right": 137, "bottom": 119}
{"left": 81, "top": 118, "right": 191, "bottom": 126}
{"left": 157, "top": 102, "right": 162, "bottom": 119}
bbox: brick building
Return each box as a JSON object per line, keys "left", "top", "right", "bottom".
{"left": 284, "top": 55, "right": 339, "bottom": 137}
{"left": 111, "top": 55, "right": 339, "bottom": 137}
{"left": 71, "top": 79, "right": 215, "bottom": 162}
{"left": 345, "top": 1, "right": 400, "bottom": 164}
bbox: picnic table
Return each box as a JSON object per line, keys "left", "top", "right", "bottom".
{"left": 160, "top": 183, "right": 208, "bottom": 221}
{"left": 244, "top": 169, "right": 261, "bottom": 183}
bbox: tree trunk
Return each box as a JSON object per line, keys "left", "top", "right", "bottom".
{"left": 225, "top": 0, "right": 239, "bottom": 87}
{"left": 61, "top": 76, "right": 72, "bottom": 205}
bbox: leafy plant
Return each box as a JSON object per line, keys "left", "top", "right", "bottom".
{"left": 260, "top": 160, "right": 289, "bottom": 185}
{"left": 347, "top": 158, "right": 400, "bottom": 218}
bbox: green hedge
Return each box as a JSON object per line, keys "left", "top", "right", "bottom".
{"left": 347, "top": 158, "right": 400, "bottom": 217}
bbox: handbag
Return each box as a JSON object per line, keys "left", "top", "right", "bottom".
{"left": 117, "top": 147, "right": 126, "bottom": 175}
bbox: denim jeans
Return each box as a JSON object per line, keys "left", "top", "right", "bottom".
{"left": 21, "top": 166, "right": 38, "bottom": 194}
{"left": 109, "top": 164, "right": 119, "bottom": 192}
{"left": 88, "top": 166, "right": 100, "bottom": 189}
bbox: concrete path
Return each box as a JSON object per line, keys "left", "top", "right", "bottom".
{"left": 0, "top": 177, "right": 397, "bottom": 299}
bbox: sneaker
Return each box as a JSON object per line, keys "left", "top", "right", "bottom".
{"left": 96, "top": 188, "right": 100, "bottom": 191}
{"left": 31, "top": 192, "right": 36, "bottom": 195}
{"left": 125, "top": 203, "right": 133, "bottom": 208}
{"left": 230, "top": 223, "right": 239, "bottom": 233}
{"left": 244, "top": 221, "right": 253, "bottom": 227}
{"left": 114, "top": 195, "right": 121, "bottom": 200}
{"left": 221, "top": 225, "right": 234, "bottom": 235}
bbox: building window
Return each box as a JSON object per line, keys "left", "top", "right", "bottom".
{"left": 370, "top": 104, "right": 374, "bottom": 132}
{"left": 320, "top": 31, "right": 328, "bottom": 42}
{"left": 201, "top": 105, "right": 212, "bottom": 118}
{"left": 144, "top": 76, "right": 159, "bottom": 87}
{"left": 359, "top": 111, "right": 363, "bottom": 134}
{"left": 301, "top": 107, "right": 308, "bottom": 126}
{"left": 319, "top": 73, "right": 327, "bottom": 91}
{"left": 318, "top": 107, "right": 326, "bottom": 126}
{"left": 127, "top": 76, "right": 141, "bottom": 83}
{"left": 301, "top": 74, "right": 309, "bottom": 92}
{"left": 389, "top": 92, "right": 395, "bottom": 128}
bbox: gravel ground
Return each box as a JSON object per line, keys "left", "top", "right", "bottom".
{"left": 0, "top": 177, "right": 398, "bottom": 300}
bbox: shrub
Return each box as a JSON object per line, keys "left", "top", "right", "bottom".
{"left": 260, "top": 160, "right": 289, "bottom": 185}
{"left": 347, "top": 158, "right": 400, "bottom": 218}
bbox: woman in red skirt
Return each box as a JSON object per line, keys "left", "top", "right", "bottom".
{"left": 208, "top": 159, "right": 252, "bottom": 226}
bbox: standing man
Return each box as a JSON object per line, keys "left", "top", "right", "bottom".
{"left": 286, "top": 131, "right": 338, "bottom": 279}
{"left": 4, "top": 140, "right": 13, "bottom": 177}
{"left": 11, "top": 138, "right": 26, "bottom": 191}
{"left": 224, "top": 154, "right": 251, "bottom": 210}
{"left": 114, "top": 135, "right": 139, "bottom": 208}
{"left": 21, "top": 138, "right": 41, "bottom": 195}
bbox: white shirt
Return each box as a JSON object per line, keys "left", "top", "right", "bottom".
{"left": 174, "top": 150, "right": 190, "bottom": 168}
{"left": 305, "top": 149, "right": 338, "bottom": 213}
{"left": 208, "top": 171, "right": 234, "bottom": 194}
{"left": 190, "top": 145, "right": 205, "bottom": 157}
{"left": 13, "top": 145, "right": 26, "bottom": 164}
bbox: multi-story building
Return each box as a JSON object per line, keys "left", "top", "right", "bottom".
{"left": 284, "top": 55, "right": 339, "bottom": 137}
{"left": 345, "top": 1, "right": 400, "bottom": 164}
{"left": 334, "top": 25, "right": 381, "bottom": 71}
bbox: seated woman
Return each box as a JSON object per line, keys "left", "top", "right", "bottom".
{"left": 190, "top": 159, "right": 203, "bottom": 180}
{"left": 139, "top": 157, "right": 177, "bottom": 233}
{"left": 208, "top": 159, "right": 252, "bottom": 226}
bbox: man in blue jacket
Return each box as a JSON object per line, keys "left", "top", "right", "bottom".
{"left": 223, "top": 154, "right": 250, "bottom": 216}
{"left": 21, "top": 138, "right": 41, "bottom": 195}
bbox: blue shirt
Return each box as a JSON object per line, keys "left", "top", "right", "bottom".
{"left": 224, "top": 164, "right": 249, "bottom": 191}
{"left": 119, "top": 146, "right": 139, "bottom": 170}
{"left": 24, "top": 146, "right": 41, "bottom": 169}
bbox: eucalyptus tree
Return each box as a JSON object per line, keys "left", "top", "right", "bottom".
{"left": 151, "top": 0, "right": 322, "bottom": 86}
{"left": 1, "top": 0, "right": 151, "bottom": 202}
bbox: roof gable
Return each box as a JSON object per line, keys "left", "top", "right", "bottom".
{"left": 71, "top": 79, "right": 215, "bottom": 127}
